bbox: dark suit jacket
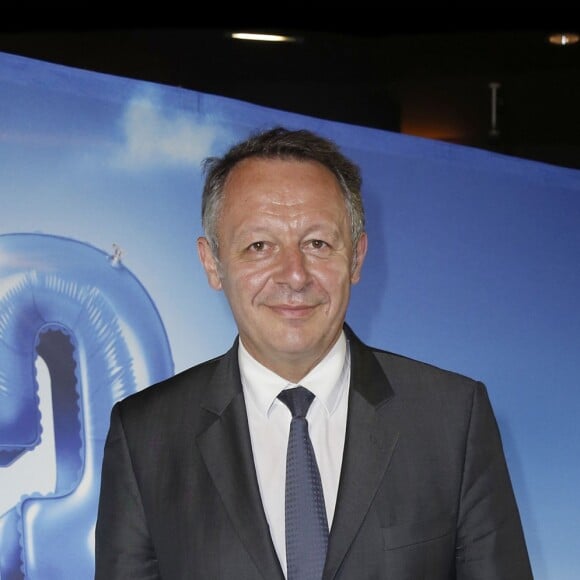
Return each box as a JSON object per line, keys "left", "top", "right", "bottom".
{"left": 95, "top": 326, "right": 533, "bottom": 579}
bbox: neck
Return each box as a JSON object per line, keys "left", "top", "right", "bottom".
{"left": 239, "top": 332, "right": 343, "bottom": 384}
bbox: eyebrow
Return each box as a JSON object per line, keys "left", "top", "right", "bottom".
{"left": 234, "top": 221, "right": 342, "bottom": 239}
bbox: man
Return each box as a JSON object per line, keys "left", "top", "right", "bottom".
{"left": 95, "top": 127, "right": 533, "bottom": 579}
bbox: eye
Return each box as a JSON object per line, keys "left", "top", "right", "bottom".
{"left": 241, "top": 240, "right": 273, "bottom": 261}
{"left": 248, "top": 241, "right": 266, "bottom": 252}
{"left": 309, "top": 239, "right": 328, "bottom": 250}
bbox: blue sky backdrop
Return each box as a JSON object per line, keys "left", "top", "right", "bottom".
{"left": 0, "top": 51, "right": 578, "bottom": 579}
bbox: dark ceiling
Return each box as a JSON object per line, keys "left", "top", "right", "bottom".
{"left": 1, "top": 21, "right": 579, "bottom": 170}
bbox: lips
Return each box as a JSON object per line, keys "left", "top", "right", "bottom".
{"left": 267, "top": 303, "right": 318, "bottom": 318}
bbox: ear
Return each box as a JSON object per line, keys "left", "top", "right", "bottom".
{"left": 350, "top": 232, "right": 368, "bottom": 284}
{"left": 197, "top": 237, "right": 223, "bottom": 290}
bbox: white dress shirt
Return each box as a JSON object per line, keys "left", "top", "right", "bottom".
{"left": 239, "top": 332, "right": 350, "bottom": 577}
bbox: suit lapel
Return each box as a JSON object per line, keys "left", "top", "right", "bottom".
{"left": 324, "top": 328, "right": 400, "bottom": 579}
{"left": 194, "top": 329, "right": 399, "bottom": 580}
{"left": 196, "top": 340, "right": 284, "bottom": 580}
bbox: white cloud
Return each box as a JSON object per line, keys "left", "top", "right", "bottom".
{"left": 115, "top": 92, "right": 222, "bottom": 169}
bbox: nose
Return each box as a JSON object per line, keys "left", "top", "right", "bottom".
{"left": 273, "top": 246, "right": 310, "bottom": 291}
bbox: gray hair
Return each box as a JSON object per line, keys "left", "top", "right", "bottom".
{"left": 201, "top": 126, "right": 366, "bottom": 259}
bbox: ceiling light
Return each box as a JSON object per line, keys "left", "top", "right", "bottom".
{"left": 231, "top": 32, "right": 297, "bottom": 43}
{"left": 547, "top": 32, "right": 580, "bottom": 46}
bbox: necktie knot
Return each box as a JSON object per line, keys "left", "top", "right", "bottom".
{"left": 278, "top": 386, "right": 314, "bottom": 419}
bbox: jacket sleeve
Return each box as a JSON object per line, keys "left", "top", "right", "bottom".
{"left": 94, "top": 403, "right": 160, "bottom": 580}
{"left": 455, "top": 382, "right": 533, "bottom": 579}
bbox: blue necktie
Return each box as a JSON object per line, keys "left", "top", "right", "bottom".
{"left": 278, "top": 386, "right": 329, "bottom": 580}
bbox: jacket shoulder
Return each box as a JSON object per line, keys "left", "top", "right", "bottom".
{"left": 346, "top": 323, "right": 483, "bottom": 401}
{"left": 115, "top": 348, "right": 234, "bottom": 413}
{"left": 376, "top": 347, "right": 479, "bottom": 383}
{"left": 365, "top": 343, "right": 484, "bottom": 406}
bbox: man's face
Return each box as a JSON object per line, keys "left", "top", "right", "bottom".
{"left": 198, "top": 157, "right": 367, "bottom": 381}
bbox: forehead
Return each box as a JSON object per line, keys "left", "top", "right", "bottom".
{"left": 222, "top": 157, "right": 345, "bottom": 206}
{"left": 216, "top": 158, "right": 353, "bottom": 248}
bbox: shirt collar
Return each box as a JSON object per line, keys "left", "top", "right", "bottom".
{"left": 239, "top": 331, "right": 350, "bottom": 417}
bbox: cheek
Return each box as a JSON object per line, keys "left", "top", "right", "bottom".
{"left": 311, "top": 260, "right": 352, "bottom": 293}
{"left": 226, "top": 264, "right": 273, "bottom": 302}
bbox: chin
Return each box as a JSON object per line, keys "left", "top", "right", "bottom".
{"left": 269, "top": 328, "right": 326, "bottom": 356}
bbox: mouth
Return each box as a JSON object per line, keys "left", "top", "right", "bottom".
{"left": 268, "top": 304, "right": 317, "bottom": 319}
